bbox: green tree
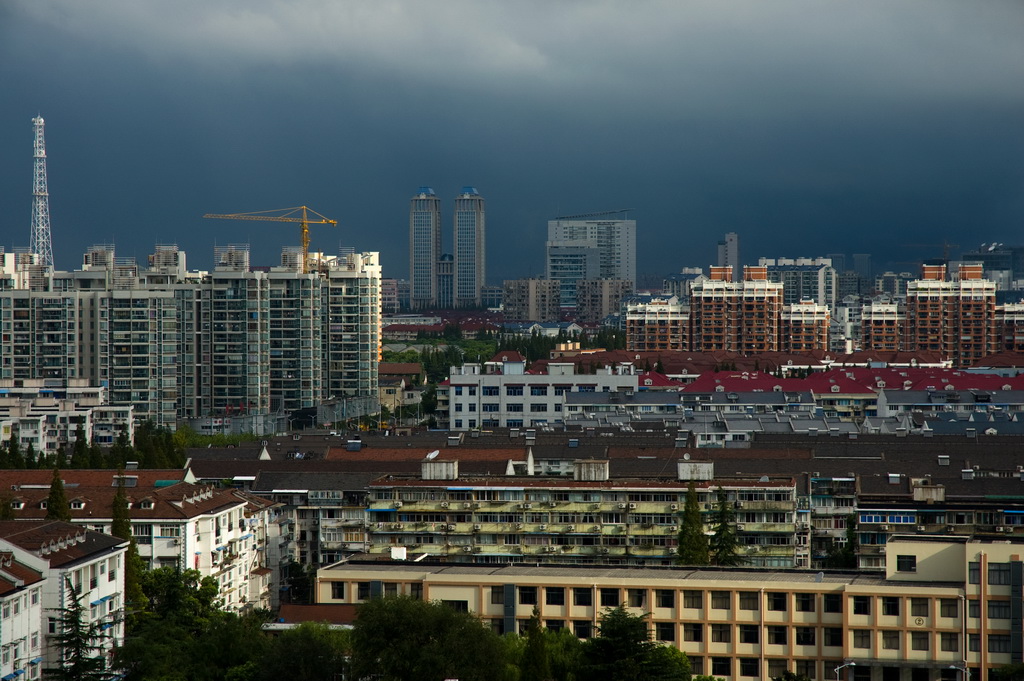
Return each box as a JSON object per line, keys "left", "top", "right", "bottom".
{"left": 708, "top": 489, "right": 743, "bottom": 567}
{"left": 521, "top": 608, "right": 552, "bottom": 681}
{"left": 45, "top": 468, "right": 72, "bottom": 521}
{"left": 46, "top": 578, "right": 110, "bottom": 680}
{"left": 677, "top": 482, "right": 709, "bottom": 565}
{"left": 23, "top": 441, "right": 36, "bottom": 469}
{"left": 256, "top": 621, "right": 349, "bottom": 681}
{"left": 70, "top": 422, "right": 91, "bottom": 468}
{"left": 823, "top": 514, "right": 858, "bottom": 569}
{"left": 111, "top": 472, "right": 149, "bottom": 629}
{"left": 580, "top": 606, "right": 689, "bottom": 681}
{"left": 114, "top": 567, "right": 225, "bottom": 680}
{"left": 351, "top": 596, "right": 505, "bottom": 681}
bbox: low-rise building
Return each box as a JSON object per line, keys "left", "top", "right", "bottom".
{"left": 318, "top": 534, "right": 1017, "bottom": 680}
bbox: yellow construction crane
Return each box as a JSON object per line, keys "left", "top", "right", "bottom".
{"left": 203, "top": 206, "right": 338, "bottom": 274}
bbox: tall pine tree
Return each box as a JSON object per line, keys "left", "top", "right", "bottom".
{"left": 708, "top": 488, "right": 744, "bottom": 567}
{"left": 676, "top": 482, "right": 709, "bottom": 565}
{"left": 45, "top": 468, "right": 72, "bottom": 522}
{"left": 111, "top": 471, "right": 149, "bottom": 630}
{"left": 45, "top": 578, "right": 110, "bottom": 681}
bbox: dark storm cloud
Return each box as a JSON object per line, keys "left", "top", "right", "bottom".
{"left": 1, "top": 1, "right": 1022, "bottom": 281}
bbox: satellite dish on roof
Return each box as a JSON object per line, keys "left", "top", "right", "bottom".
{"left": 426, "top": 450, "right": 440, "bottom": 460}
{"left": 683, "top": 453, "right": 690, "bottom": 460}
{"left": 759, "top": 476, "right": 769, "bottom": 482}
{"left": 815, "top": 572, "right": 824, "bottom": 583}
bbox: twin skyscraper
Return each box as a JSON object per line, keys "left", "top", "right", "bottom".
{"left": 409, "top": 186, "right": 486, "bottom": 309}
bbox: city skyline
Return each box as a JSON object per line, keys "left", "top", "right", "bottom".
{"left": 1, "top": 2, "right": 1022, "bottom": 283}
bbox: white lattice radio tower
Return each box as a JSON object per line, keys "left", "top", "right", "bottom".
{"left": 30, "top": 116, "right": 54, "bottom": 269}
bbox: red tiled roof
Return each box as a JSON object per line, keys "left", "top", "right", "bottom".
{"left": 0, "top": 469, "right": 188, "bottom": 490}
{"left": 326, "top": 447, "right": 526, "bottom": 462}
{"left": 277, "top": 603, "right": 358, "bottom": 625}
{"left": 378, "top": 362, "right": 424, "bottom": 375}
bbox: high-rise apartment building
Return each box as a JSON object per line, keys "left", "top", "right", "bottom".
{"left": 903, "top": 263, "right": 997, "bottom": 367}
{"left": 758, "top": 257, "right": 837, "bottom": 307}
{"left": 502, "top": 278, "right": 560, "bottom": 322}
{"left": 453, "top": 187, "right": 486, "bottom": 307}
{"left": 409, "top": 187, "right": 441, "bottom": 309}
{"left": 0, "top": 244, "right": 381, "bottom": 429}
{"left": 716, "top": 231, "right": 739, "bottom": 269}
{"left": 546, "top": 215, "right": 636, "bottom": 308}
{"left": 689, "top": 266, "right": 784, "bottom": 354}
{"left": 625, "top": 296, "right": 689, "bottom": 351}
{"left": 575, "top": 278, "right": 634, "bottom": 324}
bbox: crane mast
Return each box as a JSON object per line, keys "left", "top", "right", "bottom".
{"left": 30, "top": 116, "right": 54, "bottom": 269}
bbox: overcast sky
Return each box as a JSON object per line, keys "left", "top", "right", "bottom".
{"left": 1, "top": 1, "right": 1022, "bottom": 283}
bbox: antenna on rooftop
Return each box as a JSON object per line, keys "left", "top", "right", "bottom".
{"left": 29, "top": 116, "right": 54, "bottom": 269}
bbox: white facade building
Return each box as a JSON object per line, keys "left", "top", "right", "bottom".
{"left": 447, "top": 359, "right": 641, "bottom": 430}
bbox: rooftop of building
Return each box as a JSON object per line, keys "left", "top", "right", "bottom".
{"left": 0, "top": 520, "right": 125, "bottom": 569}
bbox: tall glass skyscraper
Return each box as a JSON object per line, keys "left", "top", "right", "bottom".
{"left": 409, "top": 187, "right": 441, "bottom": 309}
{"left": 453, "top": 187, "right": 486, "bottom": 308}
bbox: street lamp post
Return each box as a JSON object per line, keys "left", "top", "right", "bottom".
{"left": 834, "top": 661, "right": 856, "bottom": 681}
{"left": 949, "top": 664, "right": 969, "bottom": 681}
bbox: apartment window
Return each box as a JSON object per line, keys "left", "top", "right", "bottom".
{"left": 600, "top": 588, "right": 618, "bottom": 607}
{"left": 940, "top": 633, "right": 959, "bottom": 652}
{"left": 989, "top": 563, "right": 1011, "bottom": 585}
{"left": 968, "top": 562, "right": 980, "bottom": 584}
{"left": 989, "top": 600, "right": 1011, "bottom": 619}
{"left": 940, "top": 598, "right": 959, "bottom": 618}
{"left": 507, "top": 403, "right": 523, "bottom": 413}
{"left": 882, "top": 631, "right": 900, "bottom": 650}
{"left": 910, "top": 598, "right": 929, "bottom": 617}
{"left": 357, "top": 582, "right": 371, "bottom": 600}
{"left": 795, "top": 627, "right": 815, "bottom": 646}
{"left": 331, "top": 582, "right": 345, "bottom": 600}
{"left": 482, "top": 386, "right": 499, "bottom": 396}
{"left": 796, "top": 661, "right": 816, "bottom": 679}
{"left": 738, "top": 625, "right": 759, "bottom": 644}
{"left": 530, "top": 386, "right": 548, "bottom": 396}
{"left": 767, "top": 592, "right": 787, "bottom": 611}
{"left": 738, "top": 591, "right": 759, "bottom": 611}
{"left": 573, "top": 621, "right": 592, "bottom": 639}
{"left": 573, "top": 588, "right": 592, "bottom": 607}
{"left": 881, "top": 597, "right": 900, "bottom": 617}
{"left": 519, "top": 587, "right": 537, "bottom": 606}
{"left": 683, "top": 623, "right": 703, "bottom": 642}
{"left": 823, "top": 593, "right": 842, "bottom": 613}
{"left": 968, "top": 600, "right": 980, "bottom": 618}
{"left": 824, "top": 627, "right": 843, "bottom": 647}
{"left": 768, "top": 660, "right": 788, "bottom": 679}
{"left": 853, "top": 629, "right": 871, "bottom": 649}
{"left": 767, "top": 626, "right": 787, "bottom": 646}
{"left": 627, "top": 589, "right": 645, "bottom": 608}
{"left": 990, "top": 635, "right": 1012, "bottom": 653}
{"left": 852, "top": 596, "right": 871, "bottom": 615}
{"left": 712, "top": 658, "right": 731, "bottom": 677}
{"left": 969, "top": 634, "right": 980, "bottom": 652}
{"left": 546, "top": 620, "right": 564, "bottom": 631}
{"left": 546, "top": 587, "right": 565, "bottom": 606}
{"left": 739, "top": 658, "right": 759, "bottom": 677}
{"left": 710, "top": 591, "right": 730, "bottom": 609}
{"left": 911, "top": 632, "right": 929, "bottom": 651}
{"left": 655, "top": 589, "right": 674, "bottom": 609}
{"left": 506, "top": 386, "right": 523, "bottom": 396}
{"left": 655, "top": 622, "right": 675, "bottom": 642}
{"left": 795, "top": 592, "right": 814, "bottom": 612}
{"left": 529, "top": 403, "right": 547, "bottom": 413}
{"left": 491, "top": 586, "right": 504, "bottom": 605}
{"left": 710, "top": 624, "right": 731, "bottom": 643}
{"left": 683, "top": 590, "right": 702, "bottom": 609}
{"left": 896, "top": 554, "right": 917, "bottom": 572}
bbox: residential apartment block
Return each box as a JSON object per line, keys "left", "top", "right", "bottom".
{"left": 0, "top": 471, "right": 278, "bottom": 612}
{"left": 317, "top": 535, "right": 1016, "bottom": 680}
{"left": 0, "top": 244, "right": 381, "bottom": 430}
{"left": 502, "top": 278, "right": 561, "bottom": 322}
{"left": 444, "top": 358, "right": 642, "bottom": 430}
{"left": 575, "top": 278, "right": 634, "bottom": 324}
{"left": 0, "top": 520, "right": 128, "bottom": 678}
